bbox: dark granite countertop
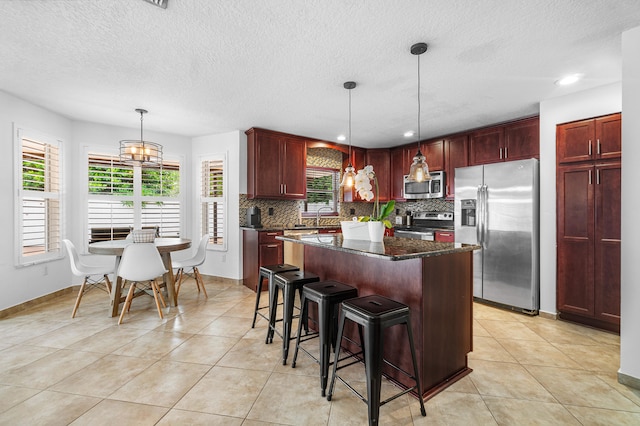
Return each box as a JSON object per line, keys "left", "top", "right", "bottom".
{"left": 276, "top": 234, "right": 480, "bottom": 261}
{"left": 241, "top": 225, "right": 340, "bottom": 232}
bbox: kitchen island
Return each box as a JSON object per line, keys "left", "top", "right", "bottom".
{"left": 277, "top": 234, "right": 480, "bottom": 400}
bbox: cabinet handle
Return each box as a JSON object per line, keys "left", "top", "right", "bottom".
{"left": 588, "top": 169, "right": 592, "bottom": 185}
{"left": 596, "top": 169, "right": 600, "bottom": 185}
{"left": 504, "top": 146, "right": 508, "bottom": 158}
{"left": 499, "top": 147, "right": 503, "bottom": 159}
{"left": 266, "top": 244, "right": 279, "bottom": 248}
{"left": 267, "top": 232, "right": 279, "bottom": 236}
{"left": 439, "top": 233, "right": 451, "bottom": 237}
{"left": 588, "top": 140, "right": 592, "bottom": 156}
{"left": 597, "top": 139, "right": 601, "bottom": 155}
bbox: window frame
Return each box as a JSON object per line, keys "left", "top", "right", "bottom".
{"left": 14, "top": 125, "right": 64, "bottom": 266}
{"left": 83, "top": 146, "right": 184, "bottom": 250}
{"left": 301, "top": 166, "right": 340, "bottom": 218}
{"left": 199, "top": 153, "right": 227, "bottom": 251}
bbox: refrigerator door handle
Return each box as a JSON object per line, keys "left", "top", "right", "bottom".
{"left": 476, "top": 185, "right": 482, "bottom": 244}
{"left": 482, "top": 184, "right": 489, "bottom": 248}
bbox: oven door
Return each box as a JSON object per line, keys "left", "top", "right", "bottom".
{"left": 394, "top": 229, "right": 435, "bottom": 241}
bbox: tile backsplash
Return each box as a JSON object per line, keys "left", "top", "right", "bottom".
{"left": 239, "top": 194, "right": 453, "bottom": 228}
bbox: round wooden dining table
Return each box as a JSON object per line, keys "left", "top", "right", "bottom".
{"left": 88, "top": 238, "right": 191, "bottom": 317}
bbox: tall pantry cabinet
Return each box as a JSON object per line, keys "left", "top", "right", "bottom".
{"left": 556, "top": 112, "right": 621, "bottom": 332}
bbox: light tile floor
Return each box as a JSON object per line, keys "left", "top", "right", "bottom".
{"left": 0, "top": 276, "right": 638, "bottom": 425}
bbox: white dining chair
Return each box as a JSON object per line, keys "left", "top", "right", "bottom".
{"left": 117, "top": 243, "right": 168, "bottom": 325}
{"left": 173, "top": 235, "right": 209, "bottom": 299}
{"left": 63, "top": 239, "right": 113, "bottom": 318}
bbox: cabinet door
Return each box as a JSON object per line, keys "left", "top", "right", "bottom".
{"left": 365, "top": 149, "right": 391, "bottom": 202}
{"left": 556, "top": 164, "right": 595, "bottom": 317}
{"left": 504, "top": 117, "right": 539, "bottom": 160}
{"left": 444, "top": 135, "right": 468, "bottom": 198}
{"left": 281, "top": 137, "right": 306, "bottom": 199}
{"left": 253, "top": 132, "right": 283, "bottom": 198}
{"left": 556, "top": 119, "right": 595, "bottom": 164}
{"left": 594, "top": 162, "right": 621, "bottom": 325}
{"left": 259, "top": 242, "right": 283, "bottom": 267}
{"left": 595, "top": 113, "right": 621, "bottom": 161}
{"left": 421, "top": 139, "right": 444, "bottom": 171}
{"left": 469, "top": 127, "right": 503, "bottom": 165}
{"left": 390, "top": 146, "right": 412, "bottom": 201}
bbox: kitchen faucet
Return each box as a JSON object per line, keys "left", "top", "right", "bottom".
{"left": 316, "top": 206, "right": 333, "bottom": 227}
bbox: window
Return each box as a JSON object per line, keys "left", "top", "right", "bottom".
{"left": 201, "top": 156, "right": 226, "bottom": 249}
{"left": 87, "top": 152, "right": 181, "bottom": 243}
{"left": 303, "top": 167, "right": 340, "bottom": 216}
{"left": 15, "top": 129, "right": 62, "bottom": 265}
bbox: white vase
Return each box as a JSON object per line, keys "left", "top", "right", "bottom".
{"left": 368, "top": 221, "right": 385, "bottom": 242}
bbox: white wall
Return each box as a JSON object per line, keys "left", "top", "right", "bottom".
{"left": 538, "top": 83, "right": 622, "bottom": 315}
{"left": 620, "top": 25, "right": 640, "bottom": 383}
{"left": 191, "top": 130, "right": 246, "bottom": 280}
{"left": 0, "top": 90, "right": 193, "bottom": 311}
{"left": 0, "top": 91, "right": 73, "bottom": 310}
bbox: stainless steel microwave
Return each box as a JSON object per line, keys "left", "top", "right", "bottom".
{"left": 403, "top": 171, "right": 445, "bottom": 199}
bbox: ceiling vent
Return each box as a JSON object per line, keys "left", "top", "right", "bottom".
{"left": 143, "top": 0, "right": 168, "bottom": 9}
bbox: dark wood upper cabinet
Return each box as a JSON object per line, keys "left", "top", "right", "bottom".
{"left": 504, "top": 117, "right": 540, "bottom": 161}
{"left": 246, "top": 128, "right": 306, "bottom": 200}
{"left": 469, "top": 126, "right": 504, "bottom": 165}
{"left": 594, "top": 113, "right": 622, "bottom": 160}
{"left": 365, "top": 149, "right": 391, "bottom": 202}
{"left": 557, "top": 113, "right": 621, "bottom": 164}
{"left": 470, "top": 117, "right": 539, "bottom": 165}
{"left": 444, "top": 135, "right": 469, "bottom": 199}
{"left": 421, "top": 139, "right": 444, "bottom": 171}
{"left": 390, "top": 146, "right": 410, "bottom": 201}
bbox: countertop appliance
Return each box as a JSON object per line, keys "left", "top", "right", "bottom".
{"left": 403, "top": 171, "right": 445, "bottom": 199}
{"left": 454, "top": 158, "right": 539, "bottom": 313}
{"left": 394, "top": 211, "right": 453, "bottom": 241}
{"left": 246, "top": 207, "right": 262, "bottom": 228}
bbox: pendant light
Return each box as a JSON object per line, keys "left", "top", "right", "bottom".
{"left": 407, "top": 42, "right": 431, "bottom": 183}
{"left": 119, "top": 108, "right": 163, "bottom": 167}
{"left": 340, "top": 81, "right": 357, "bottom": 187}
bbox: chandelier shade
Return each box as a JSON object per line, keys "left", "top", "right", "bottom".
{"left": 119, "top": 109, "right": 163, "bottom": 166}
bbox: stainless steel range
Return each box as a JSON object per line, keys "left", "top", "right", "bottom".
{"left": 394, "top": 211, "right": 454, "bottom": 240}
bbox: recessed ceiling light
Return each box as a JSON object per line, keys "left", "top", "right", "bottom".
{"left": 404, "top": 131, "right": 415, "bottom": 138}
{"left": 555, "top": 73, "right": 583, "bottom": 86}
{"left": 337, "top": 135, "right": 346, "bottom": 141}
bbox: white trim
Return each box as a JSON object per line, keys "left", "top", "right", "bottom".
{"left": 199, "top": 152, "right": 228, "bottom": 252}
{"left": 14, "top": 124, "right": 65, "bottom": 266}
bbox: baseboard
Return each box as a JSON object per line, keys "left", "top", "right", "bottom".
{"left": 200, "top": 274, "right": 243, "bottom": 286}
{"left": 0, "top": 286, "right": 76, "bottom": 319}
{"left": 618, "top": 371, "right": 640, "bottom": 391}
{"left": 538, "top": 310, "right": 558, "bottom": 320}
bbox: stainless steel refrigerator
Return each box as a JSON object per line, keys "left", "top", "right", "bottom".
{"left": 454, "top": 158, "right": 539, "bottom": 313}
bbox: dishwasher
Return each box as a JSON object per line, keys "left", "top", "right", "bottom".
{"left": 283, "top": 228, "right": 319, "bottom": 268}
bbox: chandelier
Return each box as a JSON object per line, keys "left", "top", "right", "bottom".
{"left": 119, "top": 108, "right": 163, "bottom": 167}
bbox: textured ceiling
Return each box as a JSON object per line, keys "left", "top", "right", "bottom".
{"left": 1, "top": 0, "right": 639, "bottom": 148}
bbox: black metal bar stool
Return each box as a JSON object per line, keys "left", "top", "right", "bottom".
{"left": 251, "top": 264, "right": 299, "bottom": 328}
{"left": 326, "top": 294, "right": 427, "bottom": 426}
{"left": 291, "top": 280, "right": 358, "bottom": 396}
{"left": 267, "top": 270, "right": 319, "bottom": 365}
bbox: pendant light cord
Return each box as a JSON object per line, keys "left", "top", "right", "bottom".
{"left": 140, "top": 110, "right": 144, "bottom": 145}
{"left": 348, "top": 86, "right": 352, "bottom": 159}
{"left": 417, "top": 52, "right": 421, "bottom": 148}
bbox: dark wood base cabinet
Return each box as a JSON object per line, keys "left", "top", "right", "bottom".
{"left": 242, "top": 230, "right": 284, "bottom": 292}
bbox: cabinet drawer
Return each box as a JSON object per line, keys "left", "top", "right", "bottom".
{"left": 319, "top": 228, "right": 340, "bottom": 234}
{"left": 259, "top": 231, "right": 283, "bottom": 244}
{"left": 435, "top": 231, "right": 454, "bottom": 242}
